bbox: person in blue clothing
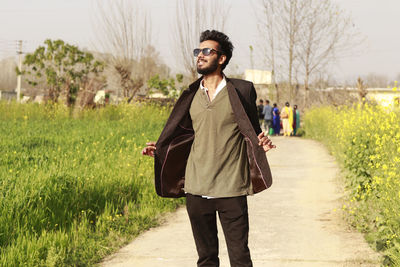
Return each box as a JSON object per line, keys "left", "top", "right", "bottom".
{"left": 272, "top": 103, "right": 281, "bottom": 136}
{"left": 262, "top": 99, "right": 273, "bottom": 134}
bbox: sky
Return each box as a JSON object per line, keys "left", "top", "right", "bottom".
{"left": 0, "top": 0, "right": 399, "bottom": 84}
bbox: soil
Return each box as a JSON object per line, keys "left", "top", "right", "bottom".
{"left": 101, "top": 137, "right": 381, "bottom": 267}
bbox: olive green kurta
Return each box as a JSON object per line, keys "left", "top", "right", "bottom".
{"left": 184, "top": 86, "right": 252, "bottom": 197}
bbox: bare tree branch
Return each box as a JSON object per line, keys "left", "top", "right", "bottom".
{"left": 257, "top": 0, "right": 279, "bottom": 101}
{"left": 173, "top": 0, "right": 230, "bottom": 80}
{"left": 93, "top": 0, "right": 152, "bottom": 101}
{"left": 256, "top": 0, "right": 363, "bottom": 107}
{"left": 296, "top": 0, "right": 363, "bottom": 107}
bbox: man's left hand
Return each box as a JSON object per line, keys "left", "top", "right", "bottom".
{"left": 257, "top": 132, "right": 276, "bottom": 152}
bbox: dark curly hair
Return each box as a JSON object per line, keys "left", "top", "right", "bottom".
{"left": 199, "top": 30, "right": 234, "bottom": 71}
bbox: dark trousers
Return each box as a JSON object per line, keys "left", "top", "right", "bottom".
{"left": 186, "top": 194, "right": 252, "bottom": 267}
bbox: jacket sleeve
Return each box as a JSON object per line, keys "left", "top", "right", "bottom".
{"left": 248, "top": 83, "right": 262, "bottom": 135}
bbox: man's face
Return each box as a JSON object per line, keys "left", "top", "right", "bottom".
{"left": 196, "top": 40, "right": 225, "bottom": 75}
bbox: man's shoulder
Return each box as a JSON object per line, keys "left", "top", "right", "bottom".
{"left": 227, "top": 78, "right": 253, "bottom": 89}
{"left": 188, "top": 77, "right": 203, "bottom": 90}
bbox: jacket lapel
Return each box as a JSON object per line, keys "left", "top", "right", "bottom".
{"left": 156, "top": 77, "right": 201, "bottom": 146}
{"left": 226, "top": 79, "right": 259, "bottom": 143}
{"left": 226, "top": 79, "right": 272, "bottom": 191}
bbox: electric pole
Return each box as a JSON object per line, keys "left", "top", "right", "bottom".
{"left": 16, "top": 40, "right": 23, "bottom": 102}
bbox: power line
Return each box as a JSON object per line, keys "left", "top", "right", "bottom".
{"left": 0, "top": 40, "right": 27, "bottom": 60}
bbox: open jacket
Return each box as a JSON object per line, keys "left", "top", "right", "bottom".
{"left": 154, "top": 77, "right": 273, "bottom": 198}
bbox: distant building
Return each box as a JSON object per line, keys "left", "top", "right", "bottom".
{"left": 244, "top": 69, "right": 272, "bottom": 85}
{"left": 244, "top": 69, "right": 272, "bottom": 101}
{"left": 317, "top": 87, "right": 400, "bottom": 107}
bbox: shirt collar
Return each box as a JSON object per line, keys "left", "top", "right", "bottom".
{"left": 200, "top": 75, "right": 227, "bottom": 97}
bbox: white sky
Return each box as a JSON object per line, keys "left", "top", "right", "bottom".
{"left": 0, "top": 0, "right": 399, "bottom": 83}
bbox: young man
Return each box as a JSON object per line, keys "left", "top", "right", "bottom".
{"left": 142, "top": 30, "right": 275, "bottom": 267}
{"left": 262, "top": 99, "right": 273, "bottom": 135}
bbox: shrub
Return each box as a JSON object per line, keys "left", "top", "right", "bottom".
{"left": 304, "top": 103, "right": 400, "bottom": 264}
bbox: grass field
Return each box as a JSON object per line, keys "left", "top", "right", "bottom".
{"left": 0, "top": 101, "right": 183, "bottom": 266}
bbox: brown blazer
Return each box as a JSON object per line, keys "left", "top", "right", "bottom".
{"left": 154, "top": 77, "right": 273, "bottom": 198}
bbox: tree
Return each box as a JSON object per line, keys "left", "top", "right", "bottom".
{"left": 363, "top": 72, "right": 390, "bottom": 88}
{"left": 278, "top": 0, "right": 307, "bottom": 102}
{"left": 256, "top": 0, "right": 361, "bottom": 106}
{"left": 257, "top": 0, "right": 307, "bottom": 103}
{"left": 23, "top": 39, "right": 104, "bottom": 105}
{"left": 296, "top": 0, "right": 361, "bottom": 106}
{"left": 173, "top": 0, "right": 230, "bottom": 80}
{"left": 257, "top": 0, "right": 279, "bottom": 102}
{"left": 93, "top": 0, "right": 153, "bottom": 102}
{"left": 147, "top": 74, "right": 184, "bottom": 99}
{"left": 357, "top": 77, "right": 367, "bottom": 104}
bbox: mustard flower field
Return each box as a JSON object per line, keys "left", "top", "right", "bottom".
{"left": 304, "top": 103, "right": 400, "bottom": 265}
{"left": 0, "top": 102, "right": 182, "bottom": 266}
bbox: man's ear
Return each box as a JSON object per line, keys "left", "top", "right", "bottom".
{"left": 218, "top": 54, "right": 227, "bottom": 66}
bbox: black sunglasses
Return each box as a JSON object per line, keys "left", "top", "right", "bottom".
{"left": 193, "top": 48, "right": 222, "bottom": 57}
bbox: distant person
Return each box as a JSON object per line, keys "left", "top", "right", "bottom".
{"left": 257, "top": 99, "right": 265, "bottom": 130}
{"left": 262, "top": 99, "right": 273, "bottom": 134}
{"left": 292, "top": 105, "right": 300, "bottom": 135}
{"left": 142, "top": 29, "right": 275, "bottom": 267}
{"left": 272, "top": 103, "right": 281, "bottom": 136}
{"left": 281, "top": 102, "right": 293, "bottom": 136}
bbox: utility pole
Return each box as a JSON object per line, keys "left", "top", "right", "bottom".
{"left": 16, "top": 40, "right": 23, "bottom": 102}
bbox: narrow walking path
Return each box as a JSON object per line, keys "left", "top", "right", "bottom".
{"left": 101, "top": 137, "right": 381, "bottom": 266}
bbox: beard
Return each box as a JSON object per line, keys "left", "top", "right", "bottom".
{"left": 197, "top": 56, "right": 219, "bottom": 75}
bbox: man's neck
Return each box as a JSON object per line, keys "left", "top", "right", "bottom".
{"left": 202, "top": 72, "right": 223, "bottom": 92}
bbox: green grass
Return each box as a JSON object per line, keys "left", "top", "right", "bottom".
{"left": 0, "top": 101, "right": 183, "bottom": 266}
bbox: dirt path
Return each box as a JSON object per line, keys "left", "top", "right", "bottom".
{"left": 101, "top": 137, "right": 381, "bottom": 266}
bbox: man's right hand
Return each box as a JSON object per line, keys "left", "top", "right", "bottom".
{"left": 141, "top": 141, "right": 156, "bottom": 157}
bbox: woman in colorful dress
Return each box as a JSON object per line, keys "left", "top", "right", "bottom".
{"left": 281, "top": 102, "right": 293, "bottom": 136}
